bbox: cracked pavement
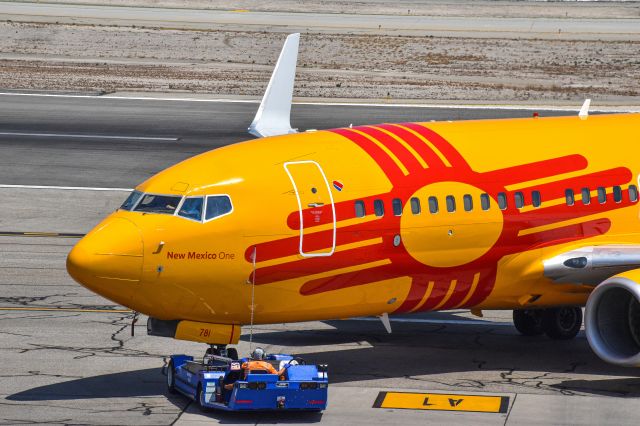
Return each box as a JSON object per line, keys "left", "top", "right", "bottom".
{"left": 2, "top": 96, "right": 640, "bottom": 425}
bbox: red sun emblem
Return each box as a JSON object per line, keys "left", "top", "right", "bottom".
{"left": 245, "top": 122, "right": 634, "bottom": 313}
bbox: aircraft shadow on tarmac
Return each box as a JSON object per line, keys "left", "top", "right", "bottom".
{"left": 247, "top": 317, "right": 640, "bottom": 396}
{"left": 7, "top": 316, "right": 640, "bottom": 408}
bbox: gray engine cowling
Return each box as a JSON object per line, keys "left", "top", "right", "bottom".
{"left": 585, "top": 276, "right": 640, "bottom": 367}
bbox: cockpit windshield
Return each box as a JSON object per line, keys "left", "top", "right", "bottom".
{"left": 178, "top": 197, "right": 204, "bottom": 221}
{"left": 120, "top": 190, "right": 143, "bottom": 211}
{"left": 134, "top": 194, "right": 182, "bottom": 215}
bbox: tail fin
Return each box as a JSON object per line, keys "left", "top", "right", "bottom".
{"left": 248, "top": 33, "right": 300, "bottom": 138}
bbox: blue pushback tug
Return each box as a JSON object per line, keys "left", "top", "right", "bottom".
{"left": 166, "top": 352, "right": 328, "bottom": 411}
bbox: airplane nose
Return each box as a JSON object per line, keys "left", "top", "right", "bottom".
{"left": 67, "top": 217, "right": 143, "bottom": 307}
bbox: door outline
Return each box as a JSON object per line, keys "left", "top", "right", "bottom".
{"left": 284, "top": 160, "right": 337, "bottom": 257}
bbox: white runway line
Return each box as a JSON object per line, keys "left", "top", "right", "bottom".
{"left": 0, "top": 131, "right": 178, "bottom": 141}
{"left": 0, "top": 184, "right": 131, "bottom": 191}
{"left": 349, "top": 316, "right": 513, "bottom": 327}
{"left": 1, "top": 92, "right": 638, "bottom": 112}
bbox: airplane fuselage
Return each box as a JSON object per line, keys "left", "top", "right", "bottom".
{"left": 67, "top": 113, "right": 640, "bottom": 330}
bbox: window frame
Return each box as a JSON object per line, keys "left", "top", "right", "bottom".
{"left": 597, "top": 187, "right": 607, "bottom": 204}
{"left": 565, "top": 189, "right": 575, "bottom": 206}
{"left": 531, "top": 190, "right": 541, "bottom": 208}
{"left": 581, "top": 187, "right": 591, "bottom": 205}
{"left": 428, "top": 196, "right": 439, "bottom": 214}
{"left": 463, "top": 194, "right": 473, "bottom": 212}
{"left": 410, "top": 197, "right": 421, "bottom": 215}
{"left": 134, "top": 192, "right": 184, "bottom": 216}
{"left": 498, "top": 192, "right": 507, "bottom": 210}
{"left": 613, "top": 185, "right": 623, "bottom": 203}
{"left": 480, "top": 193, "right": 490, "bottom": 211}
{"left": 446, "top": 195, "right": 456, "bottom": 213}
{"left": 374, "top": 199, "right": 385, "bottom": 217}
{"left": 392, "top": 198, "right": 403, "bottom": 216}
{"left": 629, "top": 184, "right": 639, "bottom": 203}
{"left": 203, "top": 194, "right": 235, "bottom": 223}
{"left": 177, "top": 196, "right": 205, "bottom": 223}
{"left": 514, "top": 191, "right": 525, "bottom": 209}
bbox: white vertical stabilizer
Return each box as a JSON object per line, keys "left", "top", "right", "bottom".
{"left": 248, "top": 33, "right": 300, "bottom": 138}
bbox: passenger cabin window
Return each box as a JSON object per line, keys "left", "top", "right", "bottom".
{"left": 178, "top": 197, "right": 204, "bottom": 221}
{"left": 498, "top": 192, "right": 507, "bottom": 210}
{"left": 581, "top": 188, "right": 591, "bottom": 205}
{"left": 374, "top": 199, "right": 385, "bottom": 217}
{"left": 135, "top": 194, "right": 182, "bottom": 215}
{"left": 410, "top": 197, "right": 421, "bottom": 215}
{"left": 205, "top": 195, "right": 233, "bottom": 221}
{"left": 565, "top": 189, "right": 575, "bottom": 206}
{"left": 446, "top": 195, "right": 456, "bottom": 213}
{"left": 120, "top": 190, "right": 143, "bottom": 211}
{"left": 480, "top": 193, "right": 490, "bottom": 211}
{"left": 598, "top": 187, "right": 607, "bottom": 204}
{"left": 514, "top": 191, "right": 524, "bottom": 209}
{"left": 463, "top": 194, "right": 473, "bottom": 212}
{"left": 613, "top": 186, "right": 622, "bottom": 203}
{"left": 630, "top": 185, "right": 639, "bottom": 202}
{"left": 354, "top": 200, "right": 366, "bottom": 218}
{"left": 428, "top": 196, "right": 439, "bottom": 214}
{"left": 392, "top": 198, "right": 403, "bottom": 216}
{"left": 532, "top": 190, "right": 541, "bottom": 208}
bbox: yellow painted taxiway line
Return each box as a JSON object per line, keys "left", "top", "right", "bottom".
{"left": 373, "top": 391, "right": 509, "bottom": 413}
{"left": 0, "top": 306, "right": 132, "bottom": 313}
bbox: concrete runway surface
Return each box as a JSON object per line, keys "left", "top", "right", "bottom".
{"left": 1, "top": 93, "right": 640, "bottom": 425}
{"left": 2, "top": 1, "right": 640, "bottom": 40}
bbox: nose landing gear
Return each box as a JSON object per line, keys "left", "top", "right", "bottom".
{"left": 513, "top": 307, "right": 582, "bottom": 340}
{"left": 204, "top": 345, "right": 239, "bottom": 361}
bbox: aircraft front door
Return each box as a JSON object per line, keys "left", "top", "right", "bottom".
{"left": 284, "top": 161, "right": 336, "bottom": 257}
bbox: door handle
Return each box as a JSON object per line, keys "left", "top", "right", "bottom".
{"left": 308, "top": 202, "right": 324, "bottom": 207}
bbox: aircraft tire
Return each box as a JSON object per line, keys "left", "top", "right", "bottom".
{"left": 513, "top": 309, "right": 544, "bottom": 336}
{"left": 196, "top": 384, "right": 207, "bottom": 411}
{"left": 542, "top": 307, "right": 582, "bottom": 340}
{"left": 167, "top": 360, "right": 176, "bottom": 394}
{"left": 227, "top": 347, "right": 239, "bottom": 360}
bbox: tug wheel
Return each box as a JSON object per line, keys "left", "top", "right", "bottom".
{"left": 196, "top": 384, "right": 207, "bottom": 411}
{"left": 542, "top": 307, "right": 582, "bottom": 340}
{"left": 167, "top": 360, "right": 176, "bottom": 394}
{"left": 513, "top": 309, "right": 544, "bottom": 336}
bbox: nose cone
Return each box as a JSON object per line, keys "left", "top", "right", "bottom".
{"left": 67, "top": 218, "right": 143, "bottom": 307}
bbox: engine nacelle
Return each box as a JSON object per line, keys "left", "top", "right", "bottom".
{"left": 585, "top": 273, "right": 640, "bottom": 367}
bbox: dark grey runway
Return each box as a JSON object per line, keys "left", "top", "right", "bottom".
{"left": 0, "top": 93, "right": 576, "bottom": 187}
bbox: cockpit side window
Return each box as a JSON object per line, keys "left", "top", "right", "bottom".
{"left": 134, "top": 194, "right": 182, "bottom": 215}
{"left": 178, "top": 197, "right": 204, "bottom": 221}
{"left": 205, "top": 195, "right": 233, "bottom": 221}
{"left": 120, "top": 190, "right": 143, "bottom": 211}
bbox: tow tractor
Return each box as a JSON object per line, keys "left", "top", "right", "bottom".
{"left": 165, "top": 345, "right": 329, "bottom": 411}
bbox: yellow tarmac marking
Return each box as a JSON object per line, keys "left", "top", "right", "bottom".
{"left": 231, "top": 9, "right": 250, "bottom": 12}
{"left": 373, "top": 391, "right": 509, "bottom": 413}
{"left": 0, "top": 306, "right": 132, "bottom": 313}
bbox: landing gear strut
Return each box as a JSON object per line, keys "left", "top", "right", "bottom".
{"left": 513, "top": 307, "right": 582, "bottom": 340}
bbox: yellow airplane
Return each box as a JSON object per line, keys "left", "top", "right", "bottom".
{"left": 67, "top": 34, "right": 640, "bottom": 368}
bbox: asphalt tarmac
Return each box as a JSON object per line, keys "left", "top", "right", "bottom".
{"left": 2, "top": 2, "right": 639, "bottom": 40}
{"left": 1, "top": 93, "right": 640, "bottom": 425}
